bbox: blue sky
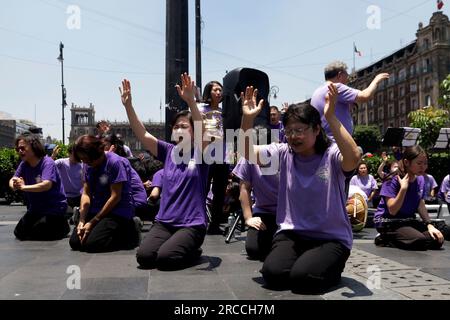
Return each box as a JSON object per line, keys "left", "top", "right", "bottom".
{"left": 0, "top": 0, "right": 446, "bottom": 143}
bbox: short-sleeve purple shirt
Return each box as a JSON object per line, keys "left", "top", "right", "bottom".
{"left": 423, "top": 174, "right": 438, "bottom": 201}
{"left": 349, "top": 174, "right": 378, "bottom": 198}
{"left": 14, "top": 156, "right": 67, "bottom": 215}
{"left": 155, "top": 140, "right": 209, "bottom": 228}
{"left": 232, "top": 157, "right": 279, "bottom": 215}
{"left": 374, "top": 175, "right": 425, "bottom": 223}
{"left": 84, "top": 152, "right": 134, "bottom": 219}
{"left": 151, "top": 169, "right": 164, "bottom": 188}
{"left": 439, "top": 175, "right": 450, "bottom": 203}
{"left": 259, "top": 143, "right": 353, "bottom": 250}
{"left": 311, "top": 83, "right": 359, "bottom": 139}
{"left": 55, "top": 158, "right": 83, "bottom": 198}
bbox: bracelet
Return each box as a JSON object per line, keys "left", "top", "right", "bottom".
{"left": 92, "top": 216, "right": 101, "bottom": 223}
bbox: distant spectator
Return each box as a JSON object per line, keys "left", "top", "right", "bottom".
{"left": 438, "top": 174, "right": 450, "bottom": 204}
{"left": 423, "top": 173, "right": 438, "bottom": 203}
{"left": 350, "top": 162, "right": 378, "bottom": 203}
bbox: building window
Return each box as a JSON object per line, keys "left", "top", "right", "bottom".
{"left": 409, "top": 64, "right": 416, "bottom": 76}
{"left": 389, "top": 90, "right": 394, "bottom": 100}
{"left": 410, "top": 82, "right": 417, "bottom": 93}
{"left": 378, "top": 107, "right": 384, "bottom": 120}
{"left": 411, "top": 98, "right": 418, "bottom": 110}
{"left": 423, "top": 58, "right": 431, "bottom": 73}
{"left": 425, "top": 95, "right": 431, "bottom": 106}
{"left": 425, "top": 77, "right": 432, "bottom": 89}
{"left": 389, "top": 105, "right": 394, "bottom": 117}
{"left": 400, "top": 119, "right": 406, "bottom": 127}
{"left": 400, "top": 103, "right": 406, "bottom": 115}
{"left": 399, "top": 86, "right": 405, "bottom": 97}
{"left": 398, "top": 69, "right": 406, "bottom": 81}
{"left": 377, "top": 93, "right": 384, "bottom": 103}
{"left": 369, "top": 111, "right": 374, "bottom": 123}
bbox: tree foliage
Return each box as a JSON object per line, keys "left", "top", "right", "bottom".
{"left": 408, "top": 107, "right": 449, "bottom": 150}
{"left": 439, "top": 74, "right": 450, "bottom": 110}
{"left": 353, "top": 125, "right": 382, "bottom": 154}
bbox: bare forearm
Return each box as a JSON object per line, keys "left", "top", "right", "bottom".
{"left": 387, "top": 189, "right": 408, "bottom": 216}
{"left": 239, "top": 186, "right": 253, "bottom": 222}
{"left": 240, "top": 117, "right": 256, "bottom": 163}
{"left": 417, "top": 200, "right": 431, "bottom": 222}
{"left": 22, "top": 181, "right": 52, "bottom": 193}
{"left": 326, "top": 116, "right": 359, "bottom": 171}
{"left": 79, "top": 193, "right": 91, "bottom": 222}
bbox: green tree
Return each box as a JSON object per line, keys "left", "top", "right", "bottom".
{"left": 439, "top": 74, "right": 450, "bottom": 110}
{"left": 353, "top": 125, "right": 382, "bottom": 154}
{"left": 408, "top": 106, "right": 449, "bottom": 150}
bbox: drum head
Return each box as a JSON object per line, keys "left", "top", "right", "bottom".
{"left": 346, "top": 193, "right": 368, "bottom": 232}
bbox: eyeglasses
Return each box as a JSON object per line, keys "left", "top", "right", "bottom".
{"left": 15, "top": 146, "right": 26, "bottom": 152}
{"left": 285, "top": 126, "right": 311, "bottom": 137}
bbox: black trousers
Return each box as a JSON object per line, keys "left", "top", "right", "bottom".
{"left": 14, "top": 212, "right": 70, "bottom": 241}
{"left": 136, "top": 221, "right": 206, "bottom": 270}
{"left": 69, "top": 214, "right": 139, "bottom": 253}
{"left": 261, "top": 231, "right": 350, "bottom": 293}
{"left": 245, "top": 214, "right": 277, "bottom": 261}
{"left": 67, "top": 196, "right": 81, "bottom": 209}
{"left": 207, "top": 163, "right": 230, "bottom": 225}
{"left": 376, "top": 219, "right": 443, "bottom": 250}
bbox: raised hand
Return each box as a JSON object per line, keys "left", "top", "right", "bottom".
{"left": 324, "top": 83, "right": 339, "bottom": 119}
{"left": 241, "top": 86, "right": 264, "bottom": 119}
{"left": 119, "top": 79, "right": 132, "bottom": 108}
{"left": 374, "top": 73, "right": 390, "bottom": 84}
{"left": 398, "top": 173, "right": 410, "bottom": 191}
{"left": 381, "top": 151, "right": 388, "bottom": 162}
{"left": 176, "top": 73, "right": 196, "bottom": 105}
{"left": 51, "top": 145, "right": 60, "bottom": 160}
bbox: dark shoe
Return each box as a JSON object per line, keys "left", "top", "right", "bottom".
{"left": 133, "top": 216, "right": 143, "bottom": 245}
{"left": 374, "top": 233, "right": 385, "bottom": 246}
{"left": 70, "top": 207, "right": 80, "bottom": 225}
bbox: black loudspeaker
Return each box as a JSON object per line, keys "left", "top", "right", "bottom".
{"left": 222, "top": 68, "right": 270, "bottom": 131}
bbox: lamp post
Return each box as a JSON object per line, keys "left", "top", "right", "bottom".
{"left": 268, "top": 85, "right": 279, "bottom": 104}
{"left": 57, "top": 42, "right": 67, "bottom": 144}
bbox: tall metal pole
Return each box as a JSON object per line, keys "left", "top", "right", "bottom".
{"left": 195, "top": 0, "right": 202, "bottom": 91}
{"left": 165, "top": 0, "right": 189, "bottom": 141}
{"left": 58, "top": 42, "right": 67, "bottom": 144}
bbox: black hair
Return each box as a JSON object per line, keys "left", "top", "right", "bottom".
{"left": 202, "top": 81, "right": 223, "bottom": 104}
{"left": 103, "top": 134, "right": 127, "bottom": 158}
{"left": 170, "top": 110, "right": 194, "bottom": 130}
{"left": 283, "top": 103, "right": 330, "bottom": 154}
{"left": 73, "top": 135, "right": 105, "bottom": 162}
{"left": 401, "top": 145, "right": 427, "bottom": 174}
{"left": 15, "top": 133, "right": 46, "bottom": 158}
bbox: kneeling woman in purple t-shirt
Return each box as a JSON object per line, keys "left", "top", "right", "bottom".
{"left": 240, "top": 84, "right": 360, "bottom": 293}
{"left": 69, "top": 135, "right": 140, "bottom": 253}
{"left": 374, "top": 146, "right": 448, "bottom": 250}
{"left": 9, "top": 133, "right": 70, "bottom": 240}
{"left": 120, "top": 74, "right": 209, "bottom": 270}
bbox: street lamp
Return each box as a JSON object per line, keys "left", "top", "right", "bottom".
{"left": 57, "top": 42, "right": 67, "bottom": 144}
{"left": 269, "top": 85, "right": 279, "bottom": 104}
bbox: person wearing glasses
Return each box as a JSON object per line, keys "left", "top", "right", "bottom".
{"left": 120, "top": 74, "right": 210, "bottom": 270}
{"left": 9, "top": 133, "right": 69, "bottom": 240}
{"left": 311, "top": 61, "right": 389, "bottom": 140}
{"left": 240, "top": 83, "right": 360, "bottom": 293}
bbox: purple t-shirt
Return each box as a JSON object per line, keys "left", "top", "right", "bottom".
{"left": 14, "top": 156, "right": 67, "bottom": 215}
{"left": 269, "top": 122, "right": 286, "bottom": 143}
{"left": 152, "top": 169, "right": 164, "bottom": 188}
{"left": 349, "top": 174, "right": 378, "bottom": 198}
{"left": 423, "top": 174, "right": 438, "bottom": 201}
{"left": 374, "top": 175, "right": 425, "bottom": 223}
{"left": 155, "top": 140, "right": 209, "bottom": 228}
{"left": 84, "top": 152, "right": 134, "bottom": 219}
{"left": 129, "top": 164, "right": 148, "bottom": 208}
{"left": 439, "top": 175, "right": 450, "bottom": 203}
{"left": 55, "top": 158, "right": 83, "bottom": 198}
{"left": 232, "top": 157, "right": 279, "bottom": 215}
{"left": 310, "top": 83, "right": 359, "bottom": 138}
{"left": 260, "top": 143, "right": 353, "bottom": 250}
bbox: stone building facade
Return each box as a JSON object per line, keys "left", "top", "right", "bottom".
{"left": 349, "top": 11, "right": 450, "bottom": 134}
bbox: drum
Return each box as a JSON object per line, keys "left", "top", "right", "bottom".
{"left": 346, "top": 193, "right": 368, "bottom": 232}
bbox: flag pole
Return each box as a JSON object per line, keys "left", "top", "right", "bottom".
{"left": 352, "top": 42, "right": 356, "bottom": 74}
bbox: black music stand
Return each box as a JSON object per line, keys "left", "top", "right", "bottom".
{"left": 433, "top": 128, "right": 450, "bottom": 150}
{"left": 382, "top": 127, "right": 421, "bottom": 147}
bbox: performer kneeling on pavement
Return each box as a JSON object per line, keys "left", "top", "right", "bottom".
{"left": 120, "top": 74, "right": 209, "bottom": 270}
{"left": 232, "top": 126, "right": 279, "bottom": 261}
{"left": 69, "top": 135, "right": 140, "bottom": 253}
{"left": 10, "top": 133, "right": 70, "bottom": 240}
{"left": 240, "top": 84, "right": 360, "bottom": 293}
{"left": 374, "top": 146, "right": 449, "bottom": 250}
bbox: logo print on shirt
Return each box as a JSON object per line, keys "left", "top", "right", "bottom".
{"left": 99, "top": 174, "right": 109, "bottom": 185}
{"left": 316, "top": 166, "right": 329, "bottom": 183}
{"left": 35, "top": 175, "right": 42, "bottom": 184}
